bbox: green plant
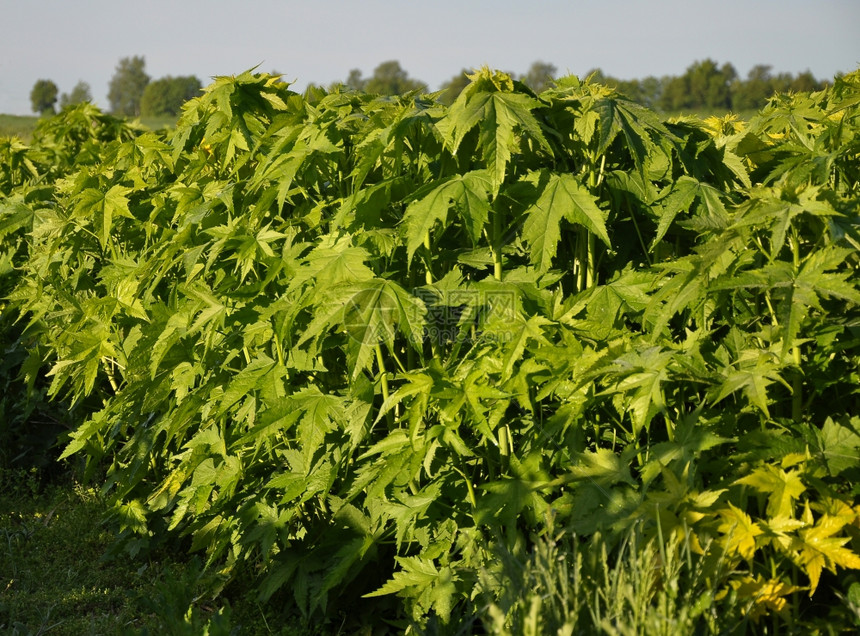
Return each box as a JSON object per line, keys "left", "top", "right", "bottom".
{"left": 2, "top": 66, "right": 859, "bottom": 632}
{"left": 482, "top": 523, "right": 736, "bottom": 636}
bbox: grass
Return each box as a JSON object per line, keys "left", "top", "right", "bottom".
{"left": 0, "top": 115, "right": 39, "bottom": 141}
{"left": 135, "top": 115, "right": 179, "bottom": 132}
{"left": 0, "top": 468, "right": 328, "bottom": 636}
{"left": 0, "top": 113, "right": 177, "bottom": 142}
{"left": 2, "top": 463, "right": 858, "bottom": 634}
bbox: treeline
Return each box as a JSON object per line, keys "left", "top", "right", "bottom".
{"left": 589, "top": 59, "right": 828, "bottom": 112}
{"left": 323, "top": 58, "right": 831, "bottom": 112}
{"left": 29, "top": 56, "right": 201, "bottom": 118}
{"left": 28, "top": 56, "right": 831, "bottom": 119}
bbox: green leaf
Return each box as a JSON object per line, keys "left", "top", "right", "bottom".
{"left": 712, "top": 349, "right": 785, "bottom": 417}
{"left": 736, "top": 465, "right": 806, "bottom": 518}
{"left": 438, "top": 69, "right": 550, "bottom": 191}
{"left": 569, "top": 447, "right": 637, "bottom": 487}
{"left": 812, "top": 417, "right": 860, "bottom": 476}
{"left": 651, "top": 176, "right": 725, "bottom": 249}
{"left": 522, "top": 171, "right": 610, "bottom": 272}
{"left": 73, "top": 184, "right": 132, "bottom": 249}
{"left": 600, "top": 346, "right": 674, "bottom": 435}
{"left": 364, "top": 556, "right": 458, "bottom": 623}
{"left": 298, "top": 277, "right": 426, "bottom": 380}
{"left": 401, "top": 170, "right": 492, "bottom": 264}
{"left": 592, "top": 95, "right": 672, "bottom": 174}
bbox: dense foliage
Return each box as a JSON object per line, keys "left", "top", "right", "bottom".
{"left": 2, "top": 67, "right": 860, "bottom": 632}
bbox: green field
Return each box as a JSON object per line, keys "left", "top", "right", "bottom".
{"left": 0, "top": 113, "right": 177, "bottom": 142}
{"left": 0, "top": 114, "right": 38, "bottom": 140}
{"left": 2, "top": 70, "right": 860, "bottom": 634}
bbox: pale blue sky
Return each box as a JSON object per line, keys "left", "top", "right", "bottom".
{"left": 1, "top": 0, "right": 858, "bottom": 115}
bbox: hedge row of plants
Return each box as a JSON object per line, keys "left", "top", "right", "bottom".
{"left": 2, "top": 69, "right": 860, "bottom": 632}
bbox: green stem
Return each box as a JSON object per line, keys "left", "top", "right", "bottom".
{"left": 586, "top": 232, "right": 596, "bottom": 289}
{"left": 790, "top": 229, "right": 802, "bottom": 421}
{"left": 578, "top": 229, "right": 588, "bottom": 292}
{"left": 407, "top": 268, "right": 416, "bottom": 371}
{"left": 792, "top": 345, "right": 803, "bottom": 422}
{"left": 423, "top": 231, "right": 433, "bottom": 285}
{"left": 375, "top": 345, "right": 392, "bottom": 423}
{"left": 763, "top": 291, "right": 779, "bottom": 326}
{"left": 102, "top": 358, "right": 119, "bottom": 392}
{"left": 492, "top": 207, "right": 503, "bottom": 282}
{"left": 498, "top": 425, "right": 510, "bottom": 472}
{"left": 596, "top": 154, "right": 607, "bottom": 188}
{"left": 629, "top": 210, "right": 651, "bottom": 267}
{"left": 584, "top": 160, "right": 599, "bottom": 290}
{"left": 453, "top": 466, "right": 477, "bottom": 508}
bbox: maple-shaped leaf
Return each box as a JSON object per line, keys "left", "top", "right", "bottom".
{"left": 482, "top": 312, "right": 552, "bottom": 382}
{"left": 811, "top": 417, "right": 860, "bottom": 476}
{"left": 591, "top": 94, "right": 673, "bottom": 175}
{"left": 289, "top": 386, "right": 346, "bottom": 465}
{"left": 562, "top": 267, "right": 654, "bottom": 327}
{"left": 776, "top": 246, "right": 860, "bottom": 360}
{"left": 718, "top": 503, "right": 763, "bottom": 561}
{"left": 729, "top": 574, "right": 803, "bottom": 621}
{"left": 475, "top": 452, "right": 550, "bottom": 530}
{"left": 286, "top": 234, "right": 376, "bottom": 294}
{"left": 641, "top": 414, "right": 733, "bottom": 485}
{"left": 791, "top": 509, "right": 860, "bottom": 596}
{"left": 736, "top": 465, "right": 806, "bottom": 518}
{"left": 711, "top": 348, "right": 786, "bottom": 417}
{"left": 651, "top": 176, "right": 727, "bottom": 249}
{"left": 757, "top": 515, "right": 806, "bottom": 552}
{"left": 364, "top": 556, "right": 458, "bottom": 623}
{"left": 437, "top": 68, "right": 550, "bottom": 191}
{"left": 568, "top": 447, "right": 637, "bottom": 487}
{"left": 300, "top": 278, "right": 425, "bottom": 380}
{"left": 600, "top": 345, "right": 674, "bottom": 436}
{"left": 401, "top": 170, "right": 492, "bottom": 264}
{"left": 71, "top": 184, "right": 133, "bottom": 249}
{"left": 521, "top": 170, "right": 610, "bottom": 272}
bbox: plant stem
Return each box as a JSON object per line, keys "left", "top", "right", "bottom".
{"left": 375, "top": 345, "right": 392, "bottom": 424}
{"left": 792, "top": 346, "right": 803, "bottom": 422}
{"left": 492, "top": 207, "right": 503, "bottom": 281}
{"left": 498, "top": 425, "right": 510, "bottom": 473}
{"left": 586, "top": 232, "right": 596, "bottom": 289}
{"left": 423, "top": 231, "right": 433, "bottom": 285}
{"left": 790, "top": 229, "right": 802, "bottom": 421}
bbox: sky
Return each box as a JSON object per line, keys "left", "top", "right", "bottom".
{"left": 1, "top": 0, "right": 858, "bottom": 116}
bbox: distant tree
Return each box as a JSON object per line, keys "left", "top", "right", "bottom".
{"left": 438, "top": 69, "right": 472, "bottom": 105}
{"left": 344, "top": 68, "right": 366, "bottom": 91}
{"left": 108, "top": 56, "right": 150, "bottom": 116}
{"left": 790, "top": 70, "right": 822, "bottom": 93}
{"left": 731, "top": 64, "right": 774, "bottom": 110}
{"left": 521, "top": 61, "right": 557, "bottom": 93}
{"left": 364, "top": 61, "right": 426, "bottom": 95}
{"left": 59, "top": 81, "right": 93, "bottom": 109}
{"left": 660, "top": 59, "right": 735, "bottom": 111}
{"left": 637, "top": 76, "right": 666, "bottom": 109}
{"left": 30, "top": 79, "right": 59, "bottom": 116}
{"left": 140, "top": 75, "right": 202, "bottom": 117}
{"left": 617, "top": 78, "right": 647, "bottom": 102}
